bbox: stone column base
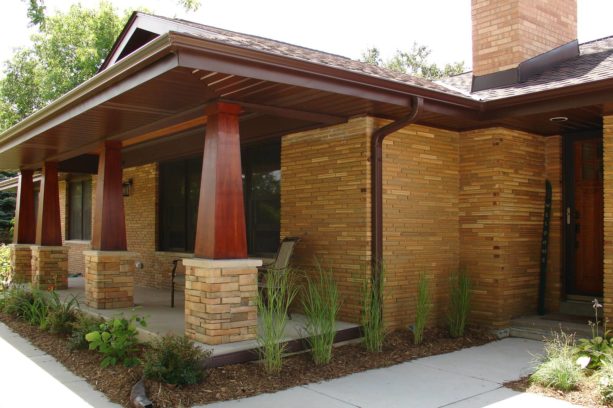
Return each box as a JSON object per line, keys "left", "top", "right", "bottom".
{"left": 9, "top": 244, "right": 33, "bottom": 284}
{"left": 31, "top": 245, "right": 68, "bottom": 290}
{"left": 184, "top": 258, "right": 261, "bottom": 345}
{"left": 84, "top": 250, "right": 136, "bottom": 309}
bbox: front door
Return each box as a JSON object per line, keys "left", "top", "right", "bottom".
{"left": 565, "top": 132, "right": 604, "bottom": 296}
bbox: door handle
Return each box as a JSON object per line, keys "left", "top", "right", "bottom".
{"left": 566, "top": 207, "right": 571, "bottom": 225}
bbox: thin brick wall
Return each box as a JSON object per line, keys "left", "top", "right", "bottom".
{"left": 280, "top": 117, "right": 372, "bottom": 324}
{"left": 545, "top": 136, "right": 563, "bottom": 312}
{"left": 381, "top": 122, "right": 460, "bottom": 328}
{"left": 472, "top": 0, "right": 577, "bottom": 76}
{"left": 459, "top": 128, "right": 546, "bottom": 327}
{"left": 603, "top": 116, "right": 613, "bottom": 318}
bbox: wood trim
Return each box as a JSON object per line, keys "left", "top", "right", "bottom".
{"left": 13, "top": 170, "right": 36, "bottom": 244}
{"left": 36, "top": 162, "right": 62, "bottom": 246}
{"left": 122, "top": 116, "right": 207, "bottom": 148}
{"left": 194, "top": 102, "right": 248, "bottom": 259}
{"left": 91, "top": 141, "right": 127, "bottom": 251}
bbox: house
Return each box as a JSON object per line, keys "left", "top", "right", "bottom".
{"left": 0, "top": 0, "right": 609, "bottom": 345}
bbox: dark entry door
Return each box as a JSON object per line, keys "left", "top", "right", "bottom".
{"left": 565, "top": 133, "right": 604, "bottom": 296}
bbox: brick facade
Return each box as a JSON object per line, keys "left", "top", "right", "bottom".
{"left": 84, "top": 250, "right": 136, "bottom": 309}
{"left": 472, "top": 0, "right": 577, "bottom": 76}
{"left": 280, "top": 117, "right": 372, "bottom": 324}
{"left": 381, "top": 122, "right": 460, "bottom": 327}
{"left": 604, "top": 116, "right": 613, "bottom": 318}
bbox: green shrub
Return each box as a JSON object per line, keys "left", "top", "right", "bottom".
{"left": 0, "top": 244, "right": 10, "bottom": 289}
{"left": 47, "top": 292, "right": 80, "bottom": 334}
{"left": 302, "top": 262, "right": 341, "bottom": 365}
{"left": 69, "top": 313, "right": 105, "bottom": 350}
{"left": 575, "top": 299, "right": 612, "bottom": 370}
{"left": 144, "top": 335, "right": 210, "bottom": 385}
{"left": 530, "top": 331, "right": 582, "bottom": 391}
{"left": 448, "top": 271, "right": 471, "bottom": 338}
{"left": 599, "top": 356, "right": 613, "bottom": 402}
{"left": 20, "top": 289, "right": 50, "bottom": 329}
{"left": 413, "top": 273, "right": 432, "bottom": 345}
{"left": 1, "top": 285, "right": 33, "bottom": 317}
{"left": 85, "top": 314, "right": 146, "bottom": 368}
{"left": 361, "top": 261, "right": 386, "bottom": 352}
{"left": 257, "top": 268, "right": 298, "bottom": 374}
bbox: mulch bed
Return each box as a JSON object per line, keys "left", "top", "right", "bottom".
{"left": 0, "top": 312, "right": 495, "bottom": 408}
{"left": 505, "top": 375, "right": 611, "bottom": 408}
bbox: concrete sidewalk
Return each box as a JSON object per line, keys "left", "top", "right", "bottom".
{"left": 0, "top": 321, "right": 582, "bottom": 408}
{"left": 199, "top": 338, "right": 582, "bottom": 408}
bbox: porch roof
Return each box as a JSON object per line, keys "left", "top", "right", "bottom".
{"left": 2, "top": 12, "right": 613, "bottom": 171}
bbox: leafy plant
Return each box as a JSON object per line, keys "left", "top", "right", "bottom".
{"left": 361, "top": 261, "right": 386, "bottom": 352}
{"left": 302, "top": 262, "right": 341, "bottom": 365}
{"left": 47, "top": 291, "right": 80, "bottom": 334}
{"left": 144, "top": 335, "right": 210, "bottom": 386}
{"left": 448, "top": 271, "right": 471, "bottom": 338}
{"left": 599, "top": 356, "right": 613, "bottom": 402}
{"left": 412, "top": 273, "right": 432, "bottom": 345}
{"left": 257, "top": 267, "right": 298, "bottom": 374}
{"left": 0, "top": 244, "right": 11, "bottom": 288}
{"left": 575, "top": 299, "right": 612, "bottom": 370}
{"left": 85, "top": 314, "right": 146, "bottom": 368}
{"left": 20, "top": 289, "right": 50, "bottom": 329}
{"left": 68, "top": 313, "right": 105, "bottom": 350}
{"left": 531, "top": 331, "right": 582, "bottom": 391}
{"left": 0, "top": 285, "right": 33, "bottom": 316}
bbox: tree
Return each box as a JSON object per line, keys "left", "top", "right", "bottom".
{"left": 360, "top": 43, "right": 465, "bottom": 80}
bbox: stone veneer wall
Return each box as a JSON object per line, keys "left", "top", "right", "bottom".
{"left": 280, "top": 117, "right": 372, "bottom": 324}
{"left": 380, "top": 122, "right": 460, "bottom": 328}
{"left": 603, "top": 116, "right": 613, "bottom": 318}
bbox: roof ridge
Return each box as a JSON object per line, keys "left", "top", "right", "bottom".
{"left": 579, "top": 34, "right": 613, "bottom": 47}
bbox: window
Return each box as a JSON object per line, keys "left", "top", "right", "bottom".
{"left": 68, "top": 178, "right": 92, "bottom": 240}
{"left": 157, "top": 142, "right": 281, "bottom": 255}
{"left": 159, "top": 157, "right": 202, "bottom": 252}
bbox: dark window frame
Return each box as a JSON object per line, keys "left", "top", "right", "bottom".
{"left": 67, "top": 177, "right": 92, "bottom": 241}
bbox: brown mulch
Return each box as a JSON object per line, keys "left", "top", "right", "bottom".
{"left": 505, "top": 375, "right": 610, "bottom": 408}
{"left": 0, "top": 313, "right": 495, "bottom": 408}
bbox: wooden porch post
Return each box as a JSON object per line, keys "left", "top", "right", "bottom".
{"left": 13, "top": 169, "right": 36, "bottom": 245}
{"left": 32, "top": 161, "right": 68, "bottom": 289}
{"left": 91, "top": 140, "right": 127, "bottom": 251}
{"left": 36, "top": 162, "right": 61, "bottom": 246}
{"left": 84, "top": 140, "right": 135, "bottom": 309}
{"left": 10, "top": 169, "right": 36, "bottom": 283}
{"left": 194, "top": 102, "right": 247, "bottom": 259}
{"left": 185, "top": 102, "right": 260, "bottom": 345}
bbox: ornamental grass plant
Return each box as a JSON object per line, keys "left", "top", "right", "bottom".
{"left": 361, "top": 261, "right": 386, "bottom": 352}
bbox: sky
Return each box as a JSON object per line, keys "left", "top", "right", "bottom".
{"left": 0, "top": 0, "right": 612, "bottom": 71}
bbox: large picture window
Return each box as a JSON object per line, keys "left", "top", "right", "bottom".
{"left": 68, "top": 178, "right": 92, "bottom": 240}
{"left": 159, "top": 157, "right": 202, "bottom": 252}
{"left": 157, "top": 142, "right": 281, "bottom": 255}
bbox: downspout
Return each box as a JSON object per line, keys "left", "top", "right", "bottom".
{"left": 371, "top": 96, "right": 424, "bottom": 267}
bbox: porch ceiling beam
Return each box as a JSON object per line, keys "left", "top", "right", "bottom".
{"left": 122, "top": 116, "right": 207, "bottom": 147}
{"left": 221, "top": 99, "right": 346, "bottom": 124}
{"left": 0, "top": 46, "right": 178, "bottom": 153}
{"left": 177, "top": 49, "right": 413, "bottom": 108}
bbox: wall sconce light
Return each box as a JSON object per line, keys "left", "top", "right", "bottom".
{"left": 122, "top": 179, "right": 133, "bottom": 197}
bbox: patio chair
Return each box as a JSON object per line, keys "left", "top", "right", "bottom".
{"left": 258, "top": 237, "right": 300, "bottom": 316}
{"left": 171, "top": 259, "right": 185, "bottom": 308}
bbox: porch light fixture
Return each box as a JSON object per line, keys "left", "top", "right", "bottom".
{"left": 549, "top": 116, "right": 568, "bottom": 123}
{"left": 122, "top": 179, "right": 133, "bottom": 197}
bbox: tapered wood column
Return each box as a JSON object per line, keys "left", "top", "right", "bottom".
{"left": 91, "top": 140, "right": 127, "bottom": 251}
{"left": 13, "top": 169, "right": 36, "bottom": 244}
{"left": 32, "top": 162, "right": 67, "bottom": 290}
{"left": 36, "top": 162, "right": 61, "bottom": 246}
{"left": 194, "top": 102, "right": 247, "bottom": 259}
{"left": 10, "top": 169, "right": 36, "bottom": 283}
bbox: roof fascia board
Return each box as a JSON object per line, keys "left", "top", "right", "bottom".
{"left": 0, "top": 34, "right": 176, "bottom": 154}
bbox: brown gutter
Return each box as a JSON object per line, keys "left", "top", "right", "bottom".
{"left": 371, "top": 96, "right": 424, "bottom": 265}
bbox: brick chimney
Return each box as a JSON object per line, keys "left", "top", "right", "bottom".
{"left": 472, "top": 0, "right": 577, "bottom": 77}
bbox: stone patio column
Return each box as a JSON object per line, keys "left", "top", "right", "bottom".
{"left": 32, "top": 162, "right": 68, "bottom": 290}
{"left": 85, "top": 140, "right": 135, "bottom": 309}
{"left": 10, "top": 169, "right": 36, "bottom": 283}
{"left": 185, "top": 102, "right": 261, "bottom": 345}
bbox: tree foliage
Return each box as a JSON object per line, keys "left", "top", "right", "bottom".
{"left": 361, "top": 43, "right": 465, "bottom": 80}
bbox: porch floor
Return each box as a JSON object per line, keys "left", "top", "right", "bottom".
{"left": 510, "top": 314, "right": 592, "bottom": 341}
{"left": 58, "top": 277, "right": 358, "bottom": 357}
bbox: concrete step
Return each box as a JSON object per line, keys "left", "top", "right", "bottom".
{"left": 559, "top": 300, "right": 596, "bottom": 317}
{"left": 510, "top": 314, "right": 593, "bottom": 341}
